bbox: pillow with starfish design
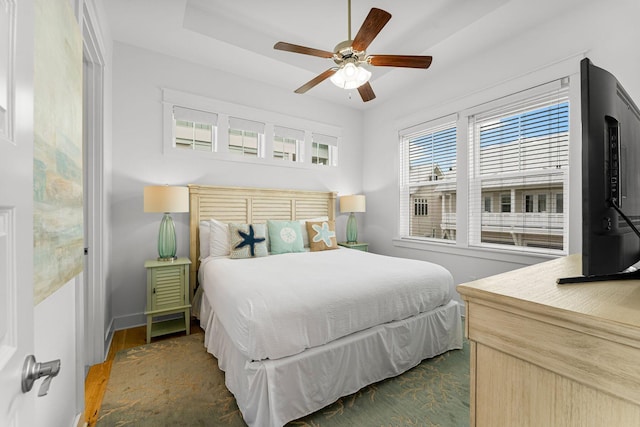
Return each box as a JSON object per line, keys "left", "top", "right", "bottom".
{"left": 306, "top": 220, "right": 338, "bottom": 252}
{"left": 229, "top": 223, "right": 268, "bottom": 259}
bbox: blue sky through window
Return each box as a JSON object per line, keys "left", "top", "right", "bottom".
{"left": 480, "top": 102, "right": 569, "bottom": 147}
{"left": 409, "top": 127, "right": 456, "bottom": 173}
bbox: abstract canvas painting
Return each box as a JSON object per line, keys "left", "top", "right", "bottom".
{"left": 33, "top": 0, "right": 83, "bottom": 305}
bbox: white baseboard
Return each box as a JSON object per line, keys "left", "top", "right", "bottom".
{"left": 113, "top": 312, "right": 146, "bottom": 331}
{"left": 73, "top": 412, "right": 86, "bottom": 427}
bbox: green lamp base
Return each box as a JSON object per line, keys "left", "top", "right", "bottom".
{"left": 346, "top": 212, "right": 358, "bottom": 244}
{"left": 157, "top": 213, "right": 178, "bottom": 261}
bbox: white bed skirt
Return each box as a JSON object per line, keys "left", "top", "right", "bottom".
{"left": 199, "top": 295, "right": 463, "bottom": 427}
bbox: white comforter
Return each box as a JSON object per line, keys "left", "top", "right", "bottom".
{"left": 199, "top": 248, "right": 453, "bottom": 361}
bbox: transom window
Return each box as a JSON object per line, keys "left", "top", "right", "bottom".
{"left": 163, "top": 89, "right": 340, "bottom": 168}
{"left": 228, "top": 117, "right": 264, "bottom": 158}
{"left": 172, "top": 106, "right": 217, "bottom": 152}
{"left": 311, "top": 133, "right": 338, "bottom": 166}
{"left": 273, "top": 126, "right": 304, "bottom": 162}
{"left": 273, "top": 137, "right": 297, "bottom": 161}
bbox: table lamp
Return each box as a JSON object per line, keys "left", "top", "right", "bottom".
{"left": 144, "top": 185, "right": 189, "bottom": 261}
{"left": 340, "top": 194, "right": 366, "bottom": 244}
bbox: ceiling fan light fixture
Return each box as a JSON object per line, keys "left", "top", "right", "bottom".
{"left": 330, "top": 62, "right": 371, "bottom": 90}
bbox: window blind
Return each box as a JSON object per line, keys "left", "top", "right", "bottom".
{"left": 274, "top": 125, "right": 304, "bottom": 141}
{"left": 312, "top": 133, "right": 338, "bottom": 146}
{"left": 468, "top": 84, "right": 569, "bottom": 252}
{"left": 399, "top": 118, "right": 457, "bottom": 241}
{"left": 229, "top": 117, "right": 265, "bottom": 134}
{"left": 173, "top": 106, "right": 218, "bottom": 125}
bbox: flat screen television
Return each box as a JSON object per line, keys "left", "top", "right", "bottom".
{"left": 558, "top": 58, "right": 640, "bottom": 284}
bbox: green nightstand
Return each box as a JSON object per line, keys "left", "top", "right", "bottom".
{"left": 338, "top": 242, "right": 369, "bottom": 252}
{"left": 144, "top": 257, "right": 191, "bottom": 343}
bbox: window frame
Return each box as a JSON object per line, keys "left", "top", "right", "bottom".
{"left": 396, "top": 76, "right": 576, "bottom": 259}
{"left": 162, "top": 88, "right": 340, "bottom": 169}
{"left": 468, "top": 83, "right": 569, "bottom": 254}
{"left": 399, "top": 114, "right": 458, "bottom": 243}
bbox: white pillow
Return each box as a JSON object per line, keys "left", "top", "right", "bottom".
{"left": 209, "top": 219, "right": 231, "bottom": 257}
{"left": 198, "top": 220, "right": 211, "bottom": 260}
{"left": 299, "top": 216, "right": 329, "bottom": 247}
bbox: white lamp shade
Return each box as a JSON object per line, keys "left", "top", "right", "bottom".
{"left": 330, "top": 63, "right": 372, "bottom": 90}
{"left": 340, "top": 194, "right": 366, "bottom": 213}
{"left": 144, "top": 186, "right": 189, "bottom": 213}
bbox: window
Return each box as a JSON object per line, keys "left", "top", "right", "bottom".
{"left": 228, "top": 117, "right": 264, "bottom": 158}
{"left": 311, "top": 133, "right": 338, "bottom": 166}
{"left": 524, "top": 194, "right": 534, "bottom": 213}
{"left": 163, "top": 89, "right": 340, "bottom": 168}
{"left": 500, "top": 193, "right": 512, "bottom": 213}
{"left": 468, "top": 84, "right": 569, "bottom": 252}
{"left": 229, "top": 129, "right": 259, "bottom": 156}
{"left": 397, "top": 79, "right": 571, "bottom": 255}
{"left": 414, "top": 198, "right": 428, "bottom": 216}
{"left": 537, "top": 194, "right": 547, "bottom": 212}
{"left": 172, "top": 106, "right": 217, "bottom": 151}
{"left": 312, "top": 142, "right": 328, "bottom": 165}
{"left": 273, "top": 126, "right": 303, "bottom": 162}
{"left": 399, "top": 116, "right": 457, "bottom": 241}
{"left": 484, "top": 196, "right": 492, "bottom": 213}
{"left": 273, "top": 136, "right": 297, "bottom": 161}
{"left": 555, "top": 193, "right": 563, "bottom": 214}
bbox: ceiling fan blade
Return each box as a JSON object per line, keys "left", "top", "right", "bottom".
{"left": 352, "top": 8, "right": 392, "bottom": 52}
{"left": 294, "top": 69, "right": 337, "bottom": 94}
{"left": 369, "top": 55, "right": 433, "bottom": 69}
{"left": 274, "top": 42, "right": 334, "bottom": 59}
{"left": 357, "top": 82, "right": 376, "bottom": 102}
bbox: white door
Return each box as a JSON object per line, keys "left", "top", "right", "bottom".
{"left": 0, "top": 0, "right": 36, "bottom": 425}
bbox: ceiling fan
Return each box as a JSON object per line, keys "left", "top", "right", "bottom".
{"left": 274, "top": 0, "right": 433, "bottom": 102}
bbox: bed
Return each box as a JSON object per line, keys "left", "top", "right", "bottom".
{"left": 189, "top": 184, "right": 463, "bottom": 427}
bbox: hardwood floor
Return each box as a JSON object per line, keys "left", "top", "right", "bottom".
{"left": 84, "top": 320, "right": 203, "bottom": 427}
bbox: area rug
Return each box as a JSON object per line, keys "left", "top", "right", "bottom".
{"left": 97, "top": 331, "right": 469, "bottom": 427}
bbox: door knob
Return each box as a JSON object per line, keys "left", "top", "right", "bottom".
{"left": 21, "top": 355, "right": 61, "bottom": 396}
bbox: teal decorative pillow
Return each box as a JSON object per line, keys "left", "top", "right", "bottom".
{"left": 267, "top": 220, "right": 305, "bottom": 255}
{"left": 229, "top": 223, "right": 268, "bottom": 258}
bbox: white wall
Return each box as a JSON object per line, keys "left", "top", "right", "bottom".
{"left": 361, "top": 0, "right": 640, "bottom": 291}
{"left": 34, "top": 278, "right": 81, "bottom": 427}
{"left": 110, "top": 42, "right": 364, "bottom": 329}
{"left": 107, "top": 0, "right": 640, "bottom": 328}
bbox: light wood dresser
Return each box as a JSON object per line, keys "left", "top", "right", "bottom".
{"left": 457, "top": 254, "right": 640, "bottom": 426}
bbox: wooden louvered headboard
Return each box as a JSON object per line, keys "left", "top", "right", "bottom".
{"left": 188, "top": 184, "right": 337, "bottom": 299}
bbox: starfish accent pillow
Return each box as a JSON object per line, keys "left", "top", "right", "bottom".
{"left": 229, "top": 223, "right": 268, "bottom": 258}
{"left": 306, "top": 220, "right": 338, "bottom": 252}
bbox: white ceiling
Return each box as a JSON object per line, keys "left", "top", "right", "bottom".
{"left": 102, "top": 0, "right": 582, "bottom": 109}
